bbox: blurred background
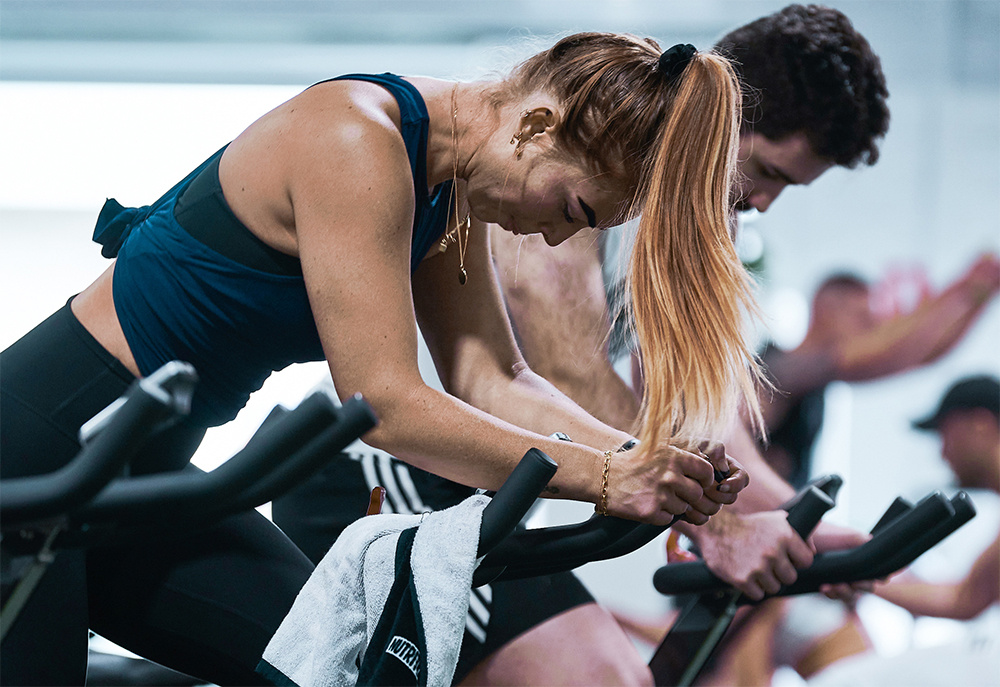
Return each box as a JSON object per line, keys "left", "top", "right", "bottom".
{"left": 2, "top": 0, "right": 998, "bottom": 681}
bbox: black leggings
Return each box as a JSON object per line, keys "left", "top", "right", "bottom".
{"left": 0, "top": 302, "right": 313, "bottom": 686}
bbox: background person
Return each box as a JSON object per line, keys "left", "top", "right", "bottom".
{"left": 807, "top": 375, "right": 1000, "bottom": 687}
{"left": 874, "top": 374, "right": 999, "bottom": 621}
{"left": 757, "top": 256, "right": 1000, "bottom": 488}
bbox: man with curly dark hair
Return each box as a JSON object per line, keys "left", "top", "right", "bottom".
{"left": 717, "top": 2, "right": 890, "bottom": 213}
{"left": 484, "top": 5, "right": 893, "bottom": 680}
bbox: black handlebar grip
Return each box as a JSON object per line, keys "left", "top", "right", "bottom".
{"left": 652, "top": 484, "right": 836, "bottom": 596}
{"left": 809, "top": 474, "right": 844, "bottom": 501}
{"left": 224, "top": 394, "right": 378, "bottom": 513}
{"left": 477, "top": 448, "right": 558, "bottom": 557}
{"left": 785, "top": 486, "right": 836, "bottom": 540}
{"left": 869, "top": 496, "right": 914, "bottom": 536}
{"left": 652, "top": 560, "right": 722, "bottom": 596}
{"left": 879, "top": 492, "right": 976, "bottom": 574}
{"left": 779, "top": 476, "right": 840, "bottom": 515}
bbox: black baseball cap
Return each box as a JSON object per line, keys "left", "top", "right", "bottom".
{"left": 913, "top": 375, "right": 1000, "bottom": 431}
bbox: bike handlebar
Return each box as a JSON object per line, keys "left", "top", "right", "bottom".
{"left": 0, "top": 362, "right": 198, "bottom": 527}
{"left": 221, "top": 394, "right": 378, "bottom": 516}
{"left": 75, "top": 392, "right": 350, "bottom": 522}
{"left": 2, "top": 362, "right": 378, "bottom": 554}
{"left": 652, "top": 490, "right": 974, "bottom": 599}
{"left": 476, "top": 475, "right": 839, "bottom": 585}
{"left": 472, "top": 461, "right": 973, "bottom": 602}
{"left": 474, "top": 471, "right": 740, "bottom": 584}
{"left": 52, "top": 393, "right": 378, "bottom": 550}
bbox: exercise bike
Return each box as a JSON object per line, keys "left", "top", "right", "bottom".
{"left": 1, "top": 360, "right": 378, "bottom": 684}
{"left": 348, "top": 448, "right": 975, "bottom": 686}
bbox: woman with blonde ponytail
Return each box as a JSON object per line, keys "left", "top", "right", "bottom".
{"left": 5, "top": 30, "right": 757, "bottom": 686}
{"left": 488, "top": 34, "right": 763, "bottom": 523}
{"left": 267, "top": 33, "right": 765, "bottom": 685}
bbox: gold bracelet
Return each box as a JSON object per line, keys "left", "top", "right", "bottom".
{"left": 596, "top": 449, "right": 614, "bottom": 516}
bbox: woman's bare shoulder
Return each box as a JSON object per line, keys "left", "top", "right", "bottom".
{"left": 230, "top": 79, "right": 405, "bottom": 174}
{"left": 220, "top": 79, "right": 413, "bottom": 250}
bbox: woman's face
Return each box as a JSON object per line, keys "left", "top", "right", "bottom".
{"left": 465, "top": 137, "right": 627, "bottom": 246}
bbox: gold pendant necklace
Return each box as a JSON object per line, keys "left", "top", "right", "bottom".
{"left": 437, "top": 83, "right": 470, "bottom": 285}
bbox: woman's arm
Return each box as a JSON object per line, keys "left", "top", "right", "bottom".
{"left": 412, "top": 215, "right": 746, "bottom": 521}
{"left": 251, "top": 83, "right": 739, "bottom": 525}
{"left": 418, "top": 223, "right": 633, "bottom": 448}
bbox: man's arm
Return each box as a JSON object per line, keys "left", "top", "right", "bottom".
{"left": 873, "top": 531, "right": 1000, "bottom": 620}
{"left": 490, "top": 227, "right": 642, "bottom": 431}
{"left": 491, "top": 224, "right": 858, "bottom": 596}
{"left": 834, "top": 252, "right": 1000, "bottom": 381}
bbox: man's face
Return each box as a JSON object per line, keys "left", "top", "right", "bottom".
{"left": 810, "top": 285, "right": 876, "bottom": 342}
{"left": 824, "top": 288, "right": 877, "bottom": 338}
{"left": 936, "top": 410, "right": 997, "bottom": 489}
{"left": 734, "top": 131, "right": 833, "bottom": 213}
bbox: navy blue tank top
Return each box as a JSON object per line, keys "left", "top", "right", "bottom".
{"left": 93, "top": 74, "right": 452, "bottom": 426}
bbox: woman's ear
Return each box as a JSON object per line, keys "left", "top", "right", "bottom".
{"left": 510, "top": 105, "right": 560, "bottom": 158}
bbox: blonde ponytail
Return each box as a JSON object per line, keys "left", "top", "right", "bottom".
{"left": 504, "top": 34, "right": 765, "bottom": 452}
{"left": 627, "top": 53, "right": 764, "bottom": 451}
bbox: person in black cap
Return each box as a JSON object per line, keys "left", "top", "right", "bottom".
{"left": 874, "top": 374, "right": 999, "bottom": 620}
{"left": 913, "top": 375, "right": 1000, "bottom": 431}
{"left": 804, "top": 375, "right": 1000, "bottom": 686}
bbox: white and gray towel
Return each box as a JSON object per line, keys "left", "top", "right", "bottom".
{"left": 258, "top": 493, "right": 489, "bottom": 687}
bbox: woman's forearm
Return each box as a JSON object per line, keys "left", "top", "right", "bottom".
{"left": 473, "top": 363, "right": 636, "bottom": 450}
{"left": 359, "top": 379, "right": 610, "bottom": 501}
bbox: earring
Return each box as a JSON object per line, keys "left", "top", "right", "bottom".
{"left": 510, "top": 130, "right": 529, "bottom": 159}
{"left": 509, "top": 110, "right": 534, "bottom": 159}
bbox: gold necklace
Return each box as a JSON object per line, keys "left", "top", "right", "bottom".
{"left": 437, "top": 83, "right": 471, "bottom": 285}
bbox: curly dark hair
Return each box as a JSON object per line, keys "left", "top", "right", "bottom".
{"left": 714, "top": 4, "right": 890, "bottom": 168}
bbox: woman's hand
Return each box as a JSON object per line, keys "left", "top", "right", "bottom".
{"left": 697, "top": 439, "right": 750, "bottom": 505}
{"left": 607, "top": 439, "right": 749, "bottom": 526}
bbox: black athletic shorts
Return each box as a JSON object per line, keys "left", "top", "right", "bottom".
{"left": 271, "top": 448, "right": 595, "bottom": 682}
